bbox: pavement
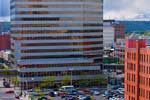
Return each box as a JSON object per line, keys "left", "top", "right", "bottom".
{"left": 0, "top": 79, "right": 15, "bottom": 100}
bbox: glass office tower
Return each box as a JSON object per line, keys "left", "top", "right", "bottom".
{"left": 11, "top": 0, "right": 103, "bottom": 88}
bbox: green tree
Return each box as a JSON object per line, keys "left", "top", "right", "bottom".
{"left": 11, "top": 77, "right": 19, "bottom": 88}
{"left": 33, "top": 76, "right": 55, "bottom": 99}
{"left": 34, "top": 86, "right": 45, "bottom": 99}
{"left": 78, "top": 75, "right": 89, "bottom": 87}
{"left": 94, "top": 75, "right": 108, "bottom": 85}
{"left": 144, "top": 31, "right": 150, "bottom": 36}
{"left": 61, "top": 75, "right": 71, "bottom": 86}
{"left": 40, "top": 76, "right": 55, "bottom": 87}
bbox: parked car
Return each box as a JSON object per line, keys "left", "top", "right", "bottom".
{"left": 59, "top": 91, "right": 67, "bottom": 97}
{"left": 59, "top": 85, "right": 75, "bottom": 92}
{"left": 15, "top": 95, "right": 20, "bottom": 99}
{"left": 84, "top": 96, "right": 92, "bottom": 100}
{"left": 48, "top": 91, "right": 55, "bottom": 97}
{"left": 93, "top": 91, "right": 100, "bottom": 95}
{"left": 37, "top": 96, "right": 47, "bottom": 100}
{"left": 78, "top": 95, "right": 87, "bottom": 100}
{"left": 5, "top": 90, "right": 14, "bottom": 94}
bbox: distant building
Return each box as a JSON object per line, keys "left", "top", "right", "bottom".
{"left": 103, "top": 20, "right": 115, "bottom": 49}
{"left": 0, "top": 22, "right": 10, "bottom": 33}
{"left": 0, "top": 50, "right": 11, "bottom": 61}
{"left": 113, "top": 23, "right": 125, "bottom": 42}
{"left": 114, "top": 39, "right": 125, "bottom": 64}
{"left": 0, "top": 33, "right": 10, "bottom": 50}
{"left": 125, "top": 39, "right": 150, "bottom": 100}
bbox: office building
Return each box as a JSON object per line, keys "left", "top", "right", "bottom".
{"left": 11, "top": 0, "right": 103, "bottom": 88}
{"left": 103, "top": 20, "right": 115, "bottom": 49}
{"left": 125, "top": 39, "right": 150, "bottom": 100}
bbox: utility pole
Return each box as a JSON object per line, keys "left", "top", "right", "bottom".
{"left": 69, "top": 68, "right": 73, "bottom": 86}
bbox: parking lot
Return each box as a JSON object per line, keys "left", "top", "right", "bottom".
{"left": 0, "top": 78, "right": 124, "bottom": 100}
{"left": 51, "top": 95, "right": 106, "bottom": 100}
{"left": 26, "top": 86, "right": 108, "bottom": 100}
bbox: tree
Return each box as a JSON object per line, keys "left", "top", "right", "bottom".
{"left": 33, "top": 76, "right": 55, "bottom": 99}
{"left": 61, "top": 75, "right": 71, "bottom": 86}
{"left": 144, "top": 31, "right": 150, "bottom": 36}
{"left": 94, "top": 75, "right": 108, "bottom": 86}
{"left": 40, "top": 76, "right": 55, "bottom": 88}
{"left": 78, "top": 75, "right": 89, "bottom": 87}
{"left": 11, "top": 77, "right": 19, "bottom": 88}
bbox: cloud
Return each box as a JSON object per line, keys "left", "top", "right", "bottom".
{"left": 104, "top": 0, "right": 150, "bottom": 20}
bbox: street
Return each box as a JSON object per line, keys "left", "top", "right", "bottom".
{"left": 0, "top": 79, "right": 15, "bottom": 100}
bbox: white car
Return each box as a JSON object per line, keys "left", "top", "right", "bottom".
{"left": 93, "top": 91, "right": 100, "bottom": 95}
{"left": 78, "top": 95, "right": 87, "bottom": 100}
{"left": 109, "top": 97, "right": 124, "bottom": 100}
{"left": 109, "top": 97, "right": 116, "bottom": 100}
{"left": 117, "top": 88, "right": 124, "bottom": 94}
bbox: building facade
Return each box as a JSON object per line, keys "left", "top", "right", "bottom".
{"left": 0, "top": 33, "right": 11, "bottom": 50}
{"left": 103, "top": 20, "right": 115, "bottom": 49}
{"left": 11, "top": 0, "right": 103, "bottom": 88}
{"left": 113, "top": 23, "right": 125, "bottom": 42}
{"left": 125, "top": 39, "right": 150, "bottom": 100}
{"left": 114, "top": 39, "right": 125, "bottom": 64}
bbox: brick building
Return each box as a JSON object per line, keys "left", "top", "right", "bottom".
{"left": 125, "top": 39, "right": 150, "bottom": 100}
{"left": 0, "top": 33, "right": 11, "bottom": 50}
{"left": 113, "top": 23, "right": 125, "bottom": 42}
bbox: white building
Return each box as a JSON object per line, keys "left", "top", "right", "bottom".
{"left": 11, "top": 0, "right": 103, "bottom": 88}
{"left": 103, "top": 20, "right": 115, "bottom": 49}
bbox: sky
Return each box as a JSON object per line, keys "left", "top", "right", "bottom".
{"left": 0, "top": 0, "right": 150, "bottom": 21}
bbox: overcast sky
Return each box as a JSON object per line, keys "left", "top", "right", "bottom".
{"left": 104, "top": 0, "right": 150, "bottom": 20}
{"left": 0, "top": 0, "right": 150, "bottom": 21}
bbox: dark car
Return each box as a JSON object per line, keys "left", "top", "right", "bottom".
{"left": 69, "top": 90, "right": 78, "bottom": 95}
{"left": 5, "top": 90, "right": 14, "bottom": 94}
{"left": 48, "top": 91, "right": 55, "bottom": 97}
{"left": 38, "top": 97, "right": 47, "bottom": 100}
{"left": 15, "top": 96, "right": 20, "bottom": 99}
{"left": 82, "top": 96, "right": 92, "bottom": 100}
{"left": 65, "top": 95, "right": 77, "bottom": 100}
{"left": 62, "top": 94, "right": 77, "bottom": 100}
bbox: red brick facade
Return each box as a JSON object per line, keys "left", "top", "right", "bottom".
{"left": 113, "top": 23, "right": 125, "bottom": 42}
{"left": 125, "top": 39, "right": 150, "bottom": 100}
{"left": 0, "top": 34, "right": 11, "bottom": 50}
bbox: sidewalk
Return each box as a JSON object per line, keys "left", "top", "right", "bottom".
{"left": 0, "top": 78, "right": 15, "bottom": 100}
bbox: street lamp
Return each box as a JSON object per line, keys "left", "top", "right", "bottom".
{"left": 69, "top": 68, "right": 74, "bottom": 86}
{"left": 17, "top": 60, "right": 23, "bottom": 95}
{"left": 25, "top": 80, "right": 28, "bottom": 90}
{"left": 31, "top": 78, "right": 34, "bottom": 89}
